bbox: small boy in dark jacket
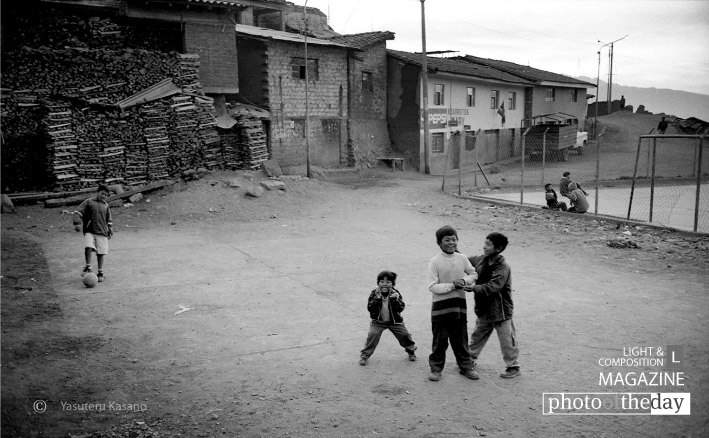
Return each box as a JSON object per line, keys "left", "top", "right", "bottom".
{"left": 467, "top": 232, "right": 521, "bottom": 378}
{"left": 359, "top": 270, "right": 417, "bottom": 366}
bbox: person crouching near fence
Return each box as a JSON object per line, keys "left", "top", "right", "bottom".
{"left": 544, "top": 183, "right": 567, "bottom": 211}
{"left": 567, "top": 182, "right": 589, "bottom": 214}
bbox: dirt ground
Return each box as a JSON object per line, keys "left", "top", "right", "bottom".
{"left": 2, "top": 114, "right": 709, "bottom": 438}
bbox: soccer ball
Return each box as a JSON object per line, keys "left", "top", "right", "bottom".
{"left": 82, "top": 273, "right": 98, "bottom": 288}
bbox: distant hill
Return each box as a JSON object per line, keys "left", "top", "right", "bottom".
{"left": 576, "top": 76, "right": 709, "bottom": 120}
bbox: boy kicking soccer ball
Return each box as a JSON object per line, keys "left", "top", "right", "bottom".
{"left": 73, "top": 184, "right": 113, "bottom": 283}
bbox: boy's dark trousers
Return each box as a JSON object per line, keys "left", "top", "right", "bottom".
{"left": 429, "top": 317, "right": 474, "bottom": 372}
{"left": 360, "top": 320, "right": 416, "bottom": 359}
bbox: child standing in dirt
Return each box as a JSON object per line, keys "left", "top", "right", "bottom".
{"left": 427, "top": 225, "right": 479, "bottom": 381}
{"left": 359, "top": 270, "right": 417, "bottom": 366}
{"left": 467, "top": 232, "right": 521, "bottom": 379}
{"left": 73, "top": 184, "right": 113, "bottom": 282}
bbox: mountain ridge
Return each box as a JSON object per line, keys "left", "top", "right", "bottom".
{"left": 575, "top": 75, "right": 709, "bottom": 120}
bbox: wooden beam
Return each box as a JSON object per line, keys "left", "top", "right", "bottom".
{"left": 44, "top": 180, "right": 174, "bottom": 208}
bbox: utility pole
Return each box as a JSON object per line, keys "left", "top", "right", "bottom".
{"left": 420, "top": 0, "right": 431, "bottom": 174}
{"left": 607, "top": 44, "right": 613, "bottom": 114}
{"left": 594, "top": 49, "right": 601, "bottom": 138}
{"left": 303, "top": 1, "right": 311, "bottom": 178}
{"left": 598, "top": 35, "right": 627, "bottom": 115}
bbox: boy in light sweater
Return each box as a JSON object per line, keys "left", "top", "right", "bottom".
{"left": 427, "top": 225, "right": 479, "bottom": 382}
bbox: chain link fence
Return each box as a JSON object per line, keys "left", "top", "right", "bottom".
{"left": 441, "top": 128, "right": 709, "bottom": 233}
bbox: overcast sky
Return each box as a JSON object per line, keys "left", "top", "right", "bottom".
{"left": 299, "top": 0, "right": 709, "bottom": 96}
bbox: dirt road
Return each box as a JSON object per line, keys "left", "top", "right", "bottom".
{"left": 2, "top": 168, "right": 708, "bottom": 437}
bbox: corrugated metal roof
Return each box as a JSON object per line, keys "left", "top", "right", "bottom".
{"left": 187, "top": 0, "right": 244, "bottom": 7}
{"left": 329, "top": 32, "right": 395, "bottom": 50}
{"left": 116, "top": 78, "right": 183, "bottom": 110}
{"left": 459, "top": 55, "right": 595, "bottom": 87}
{"left": 186, "top": 0, "right": 289, "bottom": 9}
{"left": 387, "top": 49, "right": 533, "bottom": 85}
{"left": 234, "top": 24, "right": 351, "bottom": 48}
{"left": 227, "top": 103, "right": 270, "bottom": 119}
{"left": 215, "top": 114, "right": 238, "bottom": 129}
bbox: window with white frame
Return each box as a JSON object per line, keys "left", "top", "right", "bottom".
{"left": 545, "top": 88, "right": 556, "bottom": 102}
{"left": 491, "top": 90, "right": 499, "bottom": 109}
{"left": 508, "top": 92, "right": 517, "bottom": 110}
{"left": 466, "top": 87, "right": 476, "bottom": 107}
{"left": 434, "top": 84, "right": 445, "bottom": 105}
{"left": 570, "top": 89, "right": 578, "bottom": 102}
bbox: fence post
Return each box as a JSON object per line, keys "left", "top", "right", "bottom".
{"left": 627, "top": 135, "right": 644, "bottom": 220}
{"left": 457, "top": 132, "right": 462, "bottom": 196}
{"left": 649, "top": 137, "right": 657, "bottom": 223}
{"left": 474, "top": 129, "right": 481, "bottom": 187}
{"left": 595, "top": 129, "right": 604, "bottom": 216}
{"left": 521, "top": 128, "right": 531, "bottom": 205}
{"left": 646, "top": 128, "right": 654, "bottom": 177}
{"left": 542, "top": 128, "right": 549, "bottom": 186}
{"left": 441, "top": 134, "right": 452, "bottom": 191}
{"left": 695, "top": 133, "right": 706, "bottom": 232}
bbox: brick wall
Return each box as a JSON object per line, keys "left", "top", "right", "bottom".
{"left": 264, "top": 42, "right": 349, "bottom": 167}
{"left": 346, "top": 41, "right": 391, "bottom": 166}
{"left": 184, "top": 22, "right": 238, "bottom": 94}
{"left": 349, "top": 42, "right": 388, "bottom": 120}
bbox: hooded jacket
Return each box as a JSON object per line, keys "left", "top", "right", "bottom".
{"left": 468, "top": 254, "right": 513, "bottom": 322}
{"left": 367, "top": 287, "right": 405, "bottom": 324}
{"left": 568, "top": 182, "right": 589, "bottom": 213}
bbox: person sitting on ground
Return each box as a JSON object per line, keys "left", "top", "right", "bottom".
{"left": 544, "top": 183, "right": 567, "bottom": 211}
{"left": 567, "top": 182, "right": 589, "bottom": 214}
{"left": 559, "top": 171, "right": 588, "bottom": 198}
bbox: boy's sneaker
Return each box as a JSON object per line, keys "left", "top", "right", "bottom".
{"left": 82, "top": 266, "right": 92, "bottom": 276}
{"left": 407, "top": 346, "right": 417, "bottom": 361}
{"left": 500, "top": 367, "right": 521, "bottom": 379}
{"left": 359, "top": 357, "right": 368, "bottom": 366}
{"left": 459, "top": 368, "right": 480, "bottom": 380}
{"left": 97, "top": 272, "right": 105, "bottom": 282}
{"left": 428, "top": 371, "right": 441, "bottom": 381}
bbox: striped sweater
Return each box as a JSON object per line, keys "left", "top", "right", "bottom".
{"left": 427, "top": 251, "right": 478, "bottom": 321}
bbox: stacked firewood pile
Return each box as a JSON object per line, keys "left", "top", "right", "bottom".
{"left": 1, "top": 47, "right": 181, "bottom": 105}
{"left": 88, "top": 17, "right": 124, "bottom": 48}
{"left": 176, "top": 54, "right": 202, "bottom": 94}
{"left": 2, "top": 48, "right": 226, "bottom": 190}
{"left": 43, "top": 101, "right": 79, "bottom": 190}
{"left": 237, "top": 118, "right": 270, "bottom": 171}
{"left": 1, "top": 8, "right": 239, "bottom": 192}
{"left": 220, "top": 133, "right": 242, "bottom": 170}
{"left": 195, "top": 97, "right": 223, "bottom": 170}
